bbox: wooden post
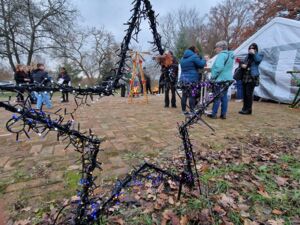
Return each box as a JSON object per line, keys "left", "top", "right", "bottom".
{"left": 128, "top": 51, "right": 150, "bottom": 104}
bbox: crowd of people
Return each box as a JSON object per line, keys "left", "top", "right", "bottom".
{"left": 158, "top": 41, "right": 263, "bottom": 119}
{"left": 13, "top": 63, "right": 71, "bottom": 110}
{"left": 12, "top": 41, "right": 263, "bottom": 116}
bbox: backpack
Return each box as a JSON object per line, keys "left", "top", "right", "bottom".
{"left": 233, "top": 66, "right": 244, "bottom": 81}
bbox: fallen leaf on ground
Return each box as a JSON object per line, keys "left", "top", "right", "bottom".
{"left": 267, "top": 219, "right": 285, "bottom": 225}
{"left": 199, "top": 164, "right": 210, "bottom": 172}
{"left": 20, "top": 207, "right": 31, "bottom": 212}
{"left": 218, "top": 193, "right": 236, "bottom": 208}
{"left": 158, "top": 193, "right": 168, "bottom": 200}
{"left": 13, "top": 219, "right": 31, "bottom": 225}
{"left": 161, "top": 210, "right": 180, "bottom": 225}
{"left": 244, "top": 219, "right": 260, "bottom": 225}
{"left": 257, "top": 186, "right": 271, "bottom": 199}
{"left": 180, "top": 215, "right": 188, "bottom": 225}
{"left": 238, "top": 204, "right": 250, "bottom": 212}
{"left": 222, "top": 216, "right": 234, "bottom": 225}
{"left": 240, "top": 211, "right": 250, "bottom": 218}
{"left": 275, "top": 176, "right": 288, "bottom": 186}
{"left": 111, "top": 217, "right": 125, "bottom": 225}
{"left": 213, "top": 205, "right": 226, "bottom": 216}
{"left": 272, "top": 209, "right": 283, "bottom": 215}
{"left": 198, "top": 209, "right": 212, "bottom": 225}
{"left": 147, "top": 194, "right": 156, "bottom": 201}
{"left": 168, "top": 180, "right": 177, "bottom": 189}
{"left": 168, "top": 196, "right": 175, "bottom": 205}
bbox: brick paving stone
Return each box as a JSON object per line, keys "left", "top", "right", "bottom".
{"left": 112, "top": 167, "right": 129, "bottom": 176}
{"left": 67, "top": 165, "right": 81, "bottom": 171}
{"left": 105, "top": 131, "right": 115, "bottom": 139}
{"left": 53, "top": 145, "right": 67, "bottom": 156}
{"left": 113, "top": 143, "right": 126, "bottom": 151}
{"left": 4, "top": 157, "right": 24, "bottom": 171}
{"left": 49, "top": 171, "right": 64, "bottom": 180}
{"left": 40, "top": 146, "right": 54, "bottom": 156}
{"left": 109, "top": 156, "right": 127, "bottom": 167}
{"left": 0, "top": 156, "right": 10, "bottom": 168}
{"left": 30, "top": 144, "right": 43, "bottom": 156}
{"left": 5, "top": 178, "right": 52, "bottom": 193}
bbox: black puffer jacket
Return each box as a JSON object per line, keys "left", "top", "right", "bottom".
{"left": 14, "top": 71, "right": 28, "bottom": 84}
{"left": 32, "top": 69, "right": 51, "bottom": 85}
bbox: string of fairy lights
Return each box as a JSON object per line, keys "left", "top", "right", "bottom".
{"left": 0, "top": 0, "right": 234, "bottom": 224}
{"left": 0, "top": 78, "right": 233, "bottom": 224}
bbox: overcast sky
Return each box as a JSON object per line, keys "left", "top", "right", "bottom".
{"left": 70, "top": 0, "right": 220, "bottom": 48}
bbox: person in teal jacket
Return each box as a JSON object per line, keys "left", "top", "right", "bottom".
{"left": 208, "top": 41, "right": 234, "bottom": 119}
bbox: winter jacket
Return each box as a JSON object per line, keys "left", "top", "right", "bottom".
{"left": 161, "top": 56, "right": 179, "bottom": 84}
{"left": 180, "top": 50, "right": 206, "bottom": 83}
{"left": 14, "top": 71, "right": 28, "bottom": 84}
{"left": 57, "top": 73, "right": 71, "bottom": 85}
{"left": 244, "top": 53, "right": 264, "bottom": 77}
{"left": 211, "top": 50, "right": 234, "bottom": 82}
{"left": 32, "top": 69, "right": 51, "bottom": 85}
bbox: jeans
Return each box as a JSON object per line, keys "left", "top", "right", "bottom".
{"left": 35, "top": 92, "right": 52, "bottom": 110}
{"left": 181, "top": 90, "right": 196, "bottom": 112}
{"left": 212, "top": 88, "right": 228, "bottom": 116}
{"left": 236, "top": 80, "right": 243, "bottom": 99}
{"left": 242, "top": 82, "right": 255, "bottom": 112}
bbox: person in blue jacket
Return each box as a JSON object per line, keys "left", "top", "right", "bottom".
{"left": 208, "top": 41, "right": 234, "bottom": 119}
{"left": 239, "top": 43, "right": 263, "bottom": 115}
{"left": 180, "top": 46, "right": 206, "bottom": 114}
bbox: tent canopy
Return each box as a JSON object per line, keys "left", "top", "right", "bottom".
{"left": 209, "top": 17, "right": 300, "bottom": 103}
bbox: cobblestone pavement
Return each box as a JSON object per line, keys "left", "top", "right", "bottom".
{"left": 0, "top": 95, "right": 299, "bottom": 222}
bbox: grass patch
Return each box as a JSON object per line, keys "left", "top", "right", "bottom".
{"left": 128, "top": 214, "right": 153, "bottom": 225}
{"left": 0, "top": 182, "right": 8, "bottom": 195}
{"left": 12, "top": 170, "right": 32, "bottom": 183}
{"left": 64, "top": 171, "right": 81, "bottom": 190}
{"left": 228, "top": 211, "right": 243, "bottom": 225}
{"left": 201, "top": 164, "right": 247, "bottom": 184}
{"left": 213, "top": 180, "right": 231, "bottom": 194}
{"left": 123, "top": 152, "right": 146, "bottom": 161}
{"left": 186, "top": 196, "right": 210, "bottom": 212}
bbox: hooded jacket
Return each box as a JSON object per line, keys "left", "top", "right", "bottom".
{"left": 179, "top": 49, "right": 206, "bottom": 83}
{"left": 211, "top": 50, "right": 234, "bottom": 82}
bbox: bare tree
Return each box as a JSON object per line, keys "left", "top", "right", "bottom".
{"left": 203, "top": 0, "right": 252, "bottom": 55}
{"left": 239, "top": 0, "right": 300, "bottom": 41}
{"left": 159, "top": 7, "right": 205, "bottom": 53}
{"left": 0, "top": 0, "right": 77, "bottom": 71}
{"left": 54, "top": 27, "right": 118, "bottom": 84}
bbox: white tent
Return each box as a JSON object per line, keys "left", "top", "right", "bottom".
{"left": 234, "top": 17, "right": 300, "bottom": 103}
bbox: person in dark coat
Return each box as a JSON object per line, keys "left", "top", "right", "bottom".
{"left": 239, "top": 43, "right": 263, "bottom": 115}
{"left": 158, "top": 73, "right": 164, "bottom": 94}
{"left": 179, "top": 46, "right": 206, "bottom": 114}
{"left": 32, "top": 63, "right": 52, "bottom": 109}
{"left": 163, "top": 51, "right": 178, "bottom": 108}
{"left": 143, "top": 67, "right": 152, "bottom": 94}
{"left": 14, "top": 64, "right": 31, "bottom": 102}
{"left": 24, "top": 65, "right": 37, "bottom": 104}
{"left": 57, "top": 67, "right": 71, "bottom": 102}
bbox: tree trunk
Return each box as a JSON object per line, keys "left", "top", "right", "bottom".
{"left": 0, "top": 0, "right": 16, "bottom": 71}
